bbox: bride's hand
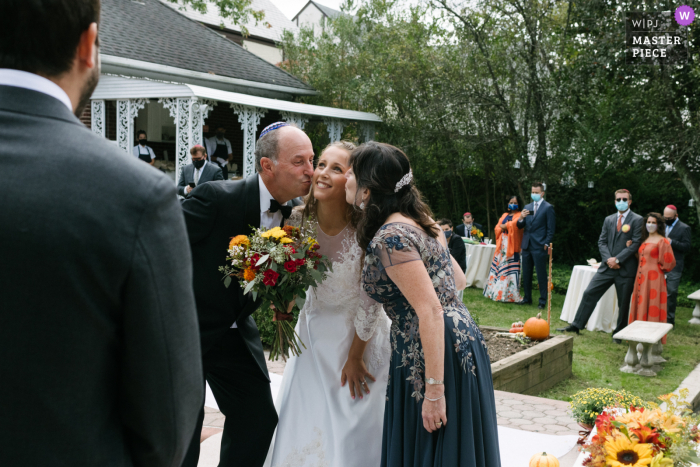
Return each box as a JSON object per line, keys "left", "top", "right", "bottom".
{"left": 422, "top": 385, "right": 447, "bottom": 433}
{"left": 341, "top": 357, "right": 376, "bottom": 400}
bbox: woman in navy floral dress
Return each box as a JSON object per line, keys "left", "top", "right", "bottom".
{"left": 344, "top": 142, "right": 501, "bottom": 467}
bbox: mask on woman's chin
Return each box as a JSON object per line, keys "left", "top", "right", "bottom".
{"left": 444, "top": 231, "right": 452, "bottom": 239}
{"left": 646, "top": 223, "right": 657, "bottom": 233}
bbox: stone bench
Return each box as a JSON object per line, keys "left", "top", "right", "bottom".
{"left": 688, "top": 289, "right": 700, "bottom": 325}
{"left": 613, "top": 321, "right": 674, "bottom": 377}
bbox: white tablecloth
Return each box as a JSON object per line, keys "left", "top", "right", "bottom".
{"left": 464, "top": 243, "right": 497, "bottom": 289}
{"left": 560, "top": 265, "right": 618, "bottom": 332}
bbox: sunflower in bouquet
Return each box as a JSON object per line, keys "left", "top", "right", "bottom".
{"left": 220, "top": 225, "right": 331, "bottom": 360}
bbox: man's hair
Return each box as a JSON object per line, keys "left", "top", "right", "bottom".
{"left": 137, "top": 130, "right": 147, "bottom": 138}
{"left": 615, "top": 189, "right": 632, "bottom": 202}
{"left": 190, "top": 145, "right": 206, "bottom": 156}
{"left": 438, "top": 218, "right": 453, "bottom": 228}
{"left": 254, "top": 123, "right": 299, "bottom": 173}
{"left": 532, "top": 182, "right": 545, "bottom": 191}
{"left": 0, "top": 0, "right": 101, "bottom": 76}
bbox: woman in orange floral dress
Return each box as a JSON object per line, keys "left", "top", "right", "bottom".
{"left": 628, "top": 212, "right": 676, "bottom": 343}
{"left": 483, "top": 196, "right": 524, "bottom": 302}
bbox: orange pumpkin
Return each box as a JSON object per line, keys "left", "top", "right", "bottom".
{"left": 523, "top": 313, "right": 549, "bottom": 341}
{"left": 529, "top": 452, "right": 559, "bottom": 467}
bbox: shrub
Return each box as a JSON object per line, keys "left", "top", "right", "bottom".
{"left": 569, "top": 388, "right": 653, "bottom": 426}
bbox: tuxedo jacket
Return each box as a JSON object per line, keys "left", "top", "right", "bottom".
{"left": 516, "top": 200, "right": 556, "bottom": 251}
{"left": 596, "top": 210, "right": 644, "bottom": 277}
{"left": 0, "top": 85, "right": 203, "bottom": 466}
{"left": 456, "top": 222, "right": 483, "bottom": 238}
{"left": 181, "top": 175, "right": 271, "bottom": 381}
{"left": 177, "top": 162, "right": 223, "bottom": 197}
{"left": 667, "top": 220, "right": 691, "bottom": 271}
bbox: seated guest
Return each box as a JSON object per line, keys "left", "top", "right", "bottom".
{"left": 206, "top": 126, "right": 233, "bottom": 180}
{"left": 627, "top": 212, "right": 676, "bottom": 343}
{"left": 456, "top": 212, "right": 483, "bottom": 239}
{"left": 484, "top": 196, "right": 524, "bottom": 303}
{"left": 663, "top": 205, "right": 692, "bottom": 326}
{"left": 133, "top": 130, "right": 155, "bottom": 166}
{"left": 558, "top": 189, "right": 643, "bottom": 341}
{"left": 177, "top": 145, "right": 223, "bottom": 198}
{"left": 438, "top": 218, "right": 467, "bottom": 272}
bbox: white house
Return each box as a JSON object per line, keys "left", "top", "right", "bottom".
{"left": 292, "top": 0, "right": 344, "bottom": 32}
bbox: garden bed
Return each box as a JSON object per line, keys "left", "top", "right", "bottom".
{"left": 482, "top": 329, "right": 539, "bottom": 363}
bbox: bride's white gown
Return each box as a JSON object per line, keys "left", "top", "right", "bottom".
{"left": 265, "top": 223, "right": 391, "bottom": 467}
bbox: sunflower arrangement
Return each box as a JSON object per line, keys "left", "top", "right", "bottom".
{"left": 580, "top": 390, "right": 700, "bottom": 467}
{"left": 471, "top": 226, "right": 484, "bottom": 241}
{"left": 220, "top": 225, "right": 331, "bottom": 360}
{"left": 571, "top": 388, "right": 652, "bottom": 427}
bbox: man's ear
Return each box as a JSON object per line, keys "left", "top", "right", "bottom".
{"left": 260, "top": 157, "right": 274, "bottom": 176}
{"left": 77, "top": 23, "right": 99, "bottom": 70}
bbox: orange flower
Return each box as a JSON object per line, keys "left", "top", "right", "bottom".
{"left": 243, "top": 268, "right": 256, "bottom": 281}
{"left": 229, "top": 235, "right": 250, "bottom": 249}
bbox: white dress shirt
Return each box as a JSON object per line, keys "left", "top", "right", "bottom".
{"left": 532, "top": 198, "right": 543, "bottom": 216}
{"left": 132, "top": 144, "right": 156, "bottom": 160}
{"left": 617, "top": 209, "right": 630, "bottom": 227}
{"left": 0, "top": 69, "right": 72, "bottom": 112}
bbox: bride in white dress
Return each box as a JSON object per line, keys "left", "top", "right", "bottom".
{"left": 266, "top": 141, "right": 391, "bottom": 467}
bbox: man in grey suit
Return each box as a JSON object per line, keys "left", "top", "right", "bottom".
{"left": 0, "top": 1, "right": 203, "bottom": 466}
{"left": 558, "top": 189, "right": 643, "bottom": 341}
{"left": 178, "top": 144, "right": 224, "bottom": 197}
{"left": 664, "top": 205, "right": 692, "bottom": 326}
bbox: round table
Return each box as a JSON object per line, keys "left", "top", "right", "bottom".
{"left": 560, "top": 265, "right": 619, "bottom": 333}
{"left": 464, "top": 243, "right": 497, "bottom": 289}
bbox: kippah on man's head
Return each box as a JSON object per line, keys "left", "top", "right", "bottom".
{"left": 666, "top": 204, "right": 678, "bottom": 211}
{"left": 259, "top": 122, "right": 290, "bottom": 139}
{"left": 464, "top": 212, "right": 471, "bottom": 216}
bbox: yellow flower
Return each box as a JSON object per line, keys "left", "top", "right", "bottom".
{"left": 243, "top": 268, "right": 256, "bottom": 281}
{"left": 650, "top": 453, "right": 674, "bottom": 467}
{"left": 261, "top": 227, "right": 287, "bottom": 239}
{"left": 229, "top": 235, "right": 250, "bottom": 249}
{"left": 604, "top": 436, "right": 653, "bottom": 467}
{"left": 279, "top": 237, "right": 293, "bottom": 244}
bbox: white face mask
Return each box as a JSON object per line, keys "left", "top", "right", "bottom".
{"left": 646, "top": 223, "right": 657, "bottom": 233}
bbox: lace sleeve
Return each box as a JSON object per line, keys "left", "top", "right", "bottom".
{"left": 370, "top": 224, "right": 422, "bottom": 272}
{"left": 354, "top": 289, "right": 385, "bottom": 341}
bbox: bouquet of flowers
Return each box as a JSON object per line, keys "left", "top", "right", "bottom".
{"left": 471, "top": 226, "right": 484, "bottom": 241}
{"left": 220, "top": 225, "right": 331, "bottom": 360}
{"left": 580, "top": 390, "right": 700, "bottom": 467}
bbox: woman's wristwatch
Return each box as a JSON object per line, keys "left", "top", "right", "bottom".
{"left": 426, "top": 378, "right": 444, "bottom": 385}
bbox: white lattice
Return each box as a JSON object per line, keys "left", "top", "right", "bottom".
{"left": 90, "top": 100, "right": 105, "bottom": 137}
{"left": 232, "top": 104, "right": 266, "bottom": 178}
{"left": 359, "top": 122, "right": 375, "bottom": 143}
{"left": 280, "top": 111, "right": 309, "bottom": 130}
{"left": 323, "top": 118, "right": 345, "bottom": 142}
{"left": 116, "top": 99, "right": 148, "bottom": 153}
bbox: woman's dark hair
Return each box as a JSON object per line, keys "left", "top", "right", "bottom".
{"left": 641, "top": 212, "right": 666, "bottom": 243}
{"left": 506, "top": 195, "right": 520, "bottom": 211}
{"left": 350, "top": 142, "right": 439, "bottom": 250}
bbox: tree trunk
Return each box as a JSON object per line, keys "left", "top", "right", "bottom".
{"left": 485, "top": 177, "right": 491, "bottom": 238}
{"left": 674, "top": 160, "right": 700, "bottom": 221}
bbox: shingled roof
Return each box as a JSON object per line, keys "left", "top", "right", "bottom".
{"left": 99, "top": 0, "right": 313, "bottom": 92}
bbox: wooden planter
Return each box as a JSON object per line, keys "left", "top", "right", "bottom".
{"left": 481, "top": 326, "right": 574, "bottom": 395}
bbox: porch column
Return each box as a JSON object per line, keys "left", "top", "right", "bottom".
{"left": 90, "top": 100, "right": 106, "bottom": 137}
{"left": 232, "top": 104, "right": 267, "bottom": 178}
{"left": 160, "top": 98, "right": 217, "bottom": 184}
{"left": 323, "top": 118, "right": 345, "bottom": 142}
{"left": 280, "top": 112, "right": 309, "bottom": 130}
{"left": 359, "top": 122, "right": 375, "bottom": 143}
{"left": 116, "top": 99, "right": 148, "bottom": 153}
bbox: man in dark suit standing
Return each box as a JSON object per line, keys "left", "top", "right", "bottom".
{"left": 558, "top": 189, "right": 643, "bottom": 341}
{"left": 456, "top": 212, "right": 484, "bottom": 239}
{"left": 517, "top": 182, "right": 556, "bottom": 308}
{"left": 663, "top": 205, "right": 692, "bottom": 326}
{"left": 0, "top": 1, "right": 203, "bottom": 465}
{"left": 181, "top": 122, "right": 315, "bottom": 467}
{"left": 178, "top": 144, "right": 224, "bottom": 197}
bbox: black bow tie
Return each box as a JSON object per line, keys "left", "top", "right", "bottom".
{"left": 269, "top": 199, "right": 292, "bottom": 219}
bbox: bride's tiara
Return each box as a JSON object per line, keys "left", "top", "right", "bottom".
{"left": 394, "top": 169, "right": 413, "bottom": 193}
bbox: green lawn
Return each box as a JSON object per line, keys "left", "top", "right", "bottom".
{"left": 463, "top": 288, "right": 700, "bottom": 404}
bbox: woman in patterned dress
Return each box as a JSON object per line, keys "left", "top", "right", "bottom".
{"left": 628, "top": 212, "right": 676, "bottom": 343}
{"left": 345, "top": 142, "right": 501, "bottom": 467}
{"left": 483, "top": 195, "right": 524, "bottom": 303}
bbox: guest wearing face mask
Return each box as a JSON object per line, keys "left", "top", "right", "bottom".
{"left": 662, "top": 205, "right": 692, "bottom": 326}
{"left": 456, "top": 212, "right": 483, "bottom": 239}
{"left": 438, "top": 219, "right": 467, "bottom": 302}
{"left": 627, "top": 213, "right": 676, "bottom": 343}
{"left": 206, "top": 126, "right": 233, "bottom": 180}
{"left": 133, "top": 130, "right": 156, "bottom": 166}
{"left": 177, "top": 145, "right": 223, "bottom": 198}
{"left": 484, "top": 196, "right": 524, "bottom": 303}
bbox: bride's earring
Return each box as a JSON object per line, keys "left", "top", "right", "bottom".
{"left": 359, "top": 202, "right": 365, "bottom": 210}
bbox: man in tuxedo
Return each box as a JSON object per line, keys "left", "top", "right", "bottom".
{"left": 517, "top": 182, "right": 556, "bottom": 308}
{"left": 177, "top": 144, "right": 224, "bottom": 197}
{"left": 663, "top": 205, "right": 692, "bottom": 326}
{"left": 558, "top": 189, "right": 643, "bottom": 341}
{"left": 456, "top": 212, "right": 483, "bottom": 239}
{"left": 181, "top": 122, "right": 315, "bottom": 467}
{"left": 0, "top": 1, "right": 203, "bottom": 465}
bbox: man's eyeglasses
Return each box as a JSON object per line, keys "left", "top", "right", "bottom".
{"left": 616, "top": 198, "right": 629, "bottom": 202}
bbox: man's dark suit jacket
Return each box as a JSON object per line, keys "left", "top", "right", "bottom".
{"left": 456, "top": 222, "right": 483, "bottom": 238}
{"left": 181, "top": 175, "right": 269, "bottom": 380}
{"left": 516, "top": 200, "right": 556, "bottom": 250}
{"left": 0, "top": 85, "right": 203, "bottom": 466}
{"left": 667, "top": 220, "right": 691, "bottom": 271}
{"left": 447, "top": 233, "right": 467, "bottom": 272}
{"left": 596, "top": 210, "right": 644, "bottom": 277}
{"left": 177, "top": 162, "right": 224, "bottom": 197}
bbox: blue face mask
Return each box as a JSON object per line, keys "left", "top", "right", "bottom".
{"left": 616, "top": 201, "right": 629, "bottom": 212}
{"left": 531, "top": 193, "right": 541, "bottom": 202}
{"left": 444, "top": 230, "right": 452, "bottom": 239}
{"left": 508, "top": 204, "right": 519, "bottom": 211}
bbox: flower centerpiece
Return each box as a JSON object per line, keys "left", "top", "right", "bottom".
{"left": 220, "top": 225, "right": 331, "bottom": 360}
{"left": 571, "top": 388, "right": 652, "bottom": 429}
{"left": 580, "top": 390, "right": 700, "bottom": 467}
{"left": 471, "top": 226, "right": 484, "bottom": 242}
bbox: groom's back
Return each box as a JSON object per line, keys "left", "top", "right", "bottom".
{"left": 0, "top": 84, "right": 203, "bottom": 466}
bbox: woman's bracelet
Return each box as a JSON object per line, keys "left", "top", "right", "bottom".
{"left": 425, "top": 378, "right": 444, "bottom": 385}
{"left": 425, "top": 393, "right": 445, "bottom": 402}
